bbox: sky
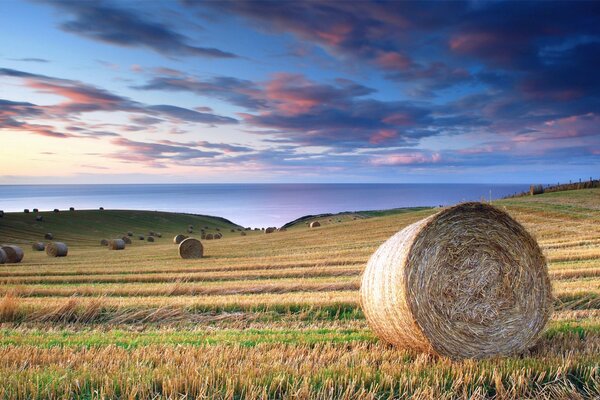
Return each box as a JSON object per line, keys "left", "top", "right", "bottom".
{"left": 0, "top": 0, "right": 599, "bottom": 184}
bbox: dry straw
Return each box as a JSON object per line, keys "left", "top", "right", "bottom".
{"left": 178, "top": 237, "right": 203, "bottom": 259}
{"left": 46, "top": 242, "right": 68, "bottom": 257}
{"left": 32, "top": 242, "right": 45, "bottom": 251}
{"left": 173, "top": 234, "right": 187, "bottom": 244}
{"left": 108, "top": 239, "right": 125, "bottom": 250}
{"left": 310, "top": 221, "right": 321, "bottom": 228}
{"left": 1, "top": 245, "right": 24, "bottom": 263}
{"left": 360, "top": 202, "right": 552, "bottom": 360}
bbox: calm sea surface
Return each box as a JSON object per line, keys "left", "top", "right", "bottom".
{"left": 0, "top": 184, "right": 528, "bottom": 227}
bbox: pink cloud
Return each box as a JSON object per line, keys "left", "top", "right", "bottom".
{"left": 371, "top": 152, "right": 441, "bottom": 166}
{"left": 369, "top": 129, "right": 397, "bottom": 144}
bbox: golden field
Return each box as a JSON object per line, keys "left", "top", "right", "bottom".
{"left": 0, "top": 189, "right": 599, "bottom": 399}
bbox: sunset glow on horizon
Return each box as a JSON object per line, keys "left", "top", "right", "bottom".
{"left": 1, "top": 1, "right": 598, "bottom": 184}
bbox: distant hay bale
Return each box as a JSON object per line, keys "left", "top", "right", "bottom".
{"left": 69, "top": 207, "right": 75, "bottom": 211}
{"left": 46, "top": 242, "right": 68, "bottom": 257}
{"left": 278, "top": 227, "right": 287, "bottom": 232}
{"left": 216, "top": 228, "right": 220, "bottom": 232}
{"left": 32, "top": 242, "right": 45, "bottom": 251}
{"left": 201, "top": 233, "right": 207, "bottom": 239}
{"left": 188, "top": 225, "right": 194, "bottom": 230}
{"left": 121, "top": 236, "right": 132, "bottom": 245}
{"left": 214, "top": 233, "right": 222, "bottom": 239}
{"left": 178, "top": 238, "right": 203, "bottom": 259}
{"left": 530, "top": 184, "right": 544, "bottom": 195}
{"left": 360, "top": 202, "right": 552, "bottom": 360}
{"left": 33, "top": 208, "right": 39, "bottom": 213}
{"left": 138, "top": 235, "right": 145, "bottom": 241}
{"left": 0, "top": 248, "right": 6, "bottom": 264}
{"left": 100, "top": 239, "right": 109, "bottom": 246}
{"left": 99, "top": 207, "right": 104, "bottom": 210}
{"left": 156, "top": 232, "right": 162, "bottom": 238}
{"left": 53, "top": 209, "right": 59, "bottom": 213}
{"left": 127, "top": 231, "right": 133, "bottom": 237}
{"left": 35, "top": 215, "right": 43, "bottom": 222}
{"left": 205, "top": 233, "right": 214, "bottom": 240}
{"left": 44, "top": 233, "right": 53, "bottom": 240}
{"left": 147, "top": 236, "right": 155, "bottom": 242}
{"left": 173, "top": 234, "right": 187, "bottom": 244}
{"left": 148, "top": 231, "right": 155, "bottom": 237}
{"left": 24, "top": 209, "right": 30, "bottom": 213}
{"left": 240, "top": 231, "right": 247, "bottom": 236}
{"left": 108, "top": 239, "right": 125, "bottom": 250}
{"left": 231, "top": 229, "right": 235, "bottom": 233}
{"left": 245, "top": 227, "right": 251, "bottom": 231}
{"left": 1, "top": 245, "right": 24, "bottom": 263}
{"left": 265, "top": 227, "right": 276, "bottom": 234}
{"left": 0, "top": 210, "right": 3, "bottom": 218}
{"left": 310, "top": 221, "right": 321, "bottom": 228}
{"left": 187, "top": 228, "right": 193, "bottom": 233}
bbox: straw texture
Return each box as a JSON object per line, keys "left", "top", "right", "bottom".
{"left": 178, "top": 238, "right": 203, "bottom": 259}
{"left": 108, "top": 239, "right": 125, "bottom": 250}
{"left": 1, "top": 245, "right": 24, "bottom": 263}
{"left": 360, "top": 202, "right": 552, "bottom": 359}
{"left": 173, "top": 234, "right": 187, "bottom": 244}
{"left": 46, "top": 242, "right": 68, "bottom": 257}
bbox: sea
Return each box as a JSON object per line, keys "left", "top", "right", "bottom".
{"left": 0, "top": 184, "right": 528, "bottom": 227}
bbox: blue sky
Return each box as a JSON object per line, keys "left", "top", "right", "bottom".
{"left": 0, "top": 0, "right": 599, "bottom": 184}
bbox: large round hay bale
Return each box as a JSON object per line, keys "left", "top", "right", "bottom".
{"left": 69, "top": 207, "right": 75, "bottom": 211}
{"left": 156, "top": 232, "right": 162, "bottom": 238}
{"left": 360, "top": 202, "right": 552, "bottom": 360}
{"left": 24, "top": 209, "right": 30, "bottom": 213}
{"left": 53, "top": 208, "right": 59, "bottom": 213}
{"left": 147, "top": 236, "right": 155, "bottom": 242}
{"left": 33, "top": 208, "right": 39, "bottom": 213}
{"left": 265, "top": 227, "right": 276, "bottom": 234}
{"left": 148, "top": 231, "right": 155, "bottom": 237}
{"left": 100, "top": 239, "right": 109, "bottom": 246}
{"left": 1, "top": 245, "right": 24, "bottom": 263}
{"left": 108, "top": 239, "right": 125, "bottom": 250}
{"left": 178, "top": 238, "right": 203, "bottom": 259}
{"left": 44, "top": 233, "right": 53, "bottom": 240}
{"left": 205, "top": 233, "right": 214, "bottom": 240}
{"left": 138, "top": 235, "right": 145, "bottom": 241}
{"left": 127, "top": 231, "right": 133, "bottom": 237}
{"left": 121, "top": 236, "right": 132, "bottom": 244}
{"left": 46, "top": 242, "right": 68, "bottom": 257}
{"left": 99, "top": 207, "right": 104, "bottom": 211}
{"left": 32, "top": 242, "right": 45, "bottom": 251}
{"left": 0, "top": 248, "right": 6, "bottom": 264}
{"left": 309, "top": 221, "right": 321, "bottom": 228}
{"left": 173, "top": 234, "right": 187, "bottom": 244}
{"left": 214, "top": 233, "right": 222, "bottom": 239}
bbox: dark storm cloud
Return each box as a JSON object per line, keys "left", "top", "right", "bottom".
{"left": 39, "top": 0, "right": 237, "bottom": 59}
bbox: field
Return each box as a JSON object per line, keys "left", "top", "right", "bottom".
{"left": 0, "top": 189, "right": 599, "bottom": 399}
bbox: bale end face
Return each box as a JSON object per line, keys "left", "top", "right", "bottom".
{"left": 359, "top": 202, "right": 552, "bottom": 360}
{"left": 108, "top": 239, "right": 125, "bottom": 250}
{"left": 178, "top": 238, "right": 204, "bottom": 259}
{"left": 310, "top": 221, "right": 321, "bottom": 228}
{"left": 0, "top": 249, "right": 6, "bottom": 264}
{"left": 46, "top": 242, "right": 68, "bottom": 257}
{"left": 1, "top": 245, "right": 24, "bottom": 263}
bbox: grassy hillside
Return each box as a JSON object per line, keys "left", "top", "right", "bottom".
{"left": 0, "top": 189, "right": 599, "bottom": 398}
{"left": 0, "top": 209, "right": 245, "bottom": 246}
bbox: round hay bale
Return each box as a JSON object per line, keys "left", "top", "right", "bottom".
{"left": 24, "top": 209, "right": 30, "bottom": 213}
{"left": 108, "top": 239, "right": 125, "bottom": 250}
{"left": 0, "top": 245, "right": 24, "bottom": 263}
{"left": 32, "top": 242, "right": 45, "bottom": 251}
{"left": 360, "top": 202, "right": 552, "bottom": 360}
{"left": 46, "top": 242, "right": 68, "bottom": 257}
{"left": 178, "top": 238, "right": 203, "bottom": 259}
{"left": 53, "top": 208, "right": 59, "bottom": 213}
{"left": 240, "top": 231, "right": 247, "bottom": 236}
{"left": 265, "top": 227, "right": 276, "bottom": 234}
{"left": 148, "top": 231, "right": 155, "bottom": 237}
{"left": 121, "top": 236, "right": 132, "bottom": 244}
{"left": 188, "top": 225, "right": 194, "bottom": 230}
{"left": 44, "top": 233, "right": 53, "bottom": 240}
{"left": 156, "top": 233, "right": 162, "bottom": 238}
{"left": 187, "top": 228, "right": 193, "bottom": 234}
{"left": 147, "top": 236, "right": 155, "bottom": 242}
{"left": 33, "top": 208, "right": 39, "bottom": 213}
{"left": 0, "top": 248, "right": 6, "bottom": 264}
{"left": 231, "top": 229, "right": 235, "bottom": 233}
{"left": 100, "top": 239, "right": 109, "bottom": 246}
{"left": 138, "top": 235, "right": 145, "bottom": 241}
{"left": 173, "top": 234, "right": 187, "bottom": 244}
{"left": 214, "top": 233, "right": 222, "bottom": 239}
{"left": 205, "top": 233, "right": 214, "bottom": 240}
{"left": 216, "top": 228, "right": 220, "bottom": 232}
{"left": 99, "top": 207, "right": 104, "bottom": 211}
{"left": 127, "top": 231, "right": 133, "bottom": 237}
{"left": 310, "top": 221, "right": 321, "bottom": 228}
{"left": 69, "top": 207, "right": 75, "bottom": 211}
{"left": 0, "top": 210, "right": 3, "bottom": 218}
{"left": 35, "top": 215, "right": 43, "bottom": 222}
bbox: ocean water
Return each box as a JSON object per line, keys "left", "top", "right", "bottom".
{"left": 0, "top": 184, "right": 528, "bottom": 227}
